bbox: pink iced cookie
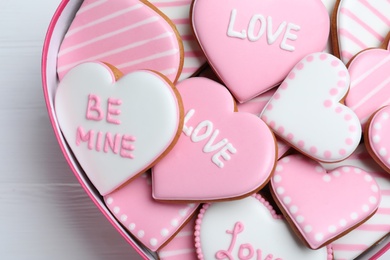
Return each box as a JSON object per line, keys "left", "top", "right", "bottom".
{"left": 271, "top": 154, "right": 381, "bottom": 249}
{"left": 157, "top": 216, "right": 197, "bottom": 260}
{"left": 237, "top": 89, "right": 290, "bottom": 159}
{"left": 57, "top": 0, "right": 183, "bottom": 83}
{"left": 333, "top": 0, "right": 390, "bottom": 64}
{"left": 148, "top": 0, "right": 206, "bottom": 81}
{"left": 366, "top": 106, "right": 390, "bottom": 174}
{"left": 104, "top": 173, "right": 199, "bottom": 251}
{"left": 191, "top": 0, "right": 329, "bottom": 102}
{"left": 320, "top": 0, "right": 337, "bottom": 53}
{"left": 261, "top": 52, "right": 362, "bottom": 162}
{"left": 345, "top": 39, "right": 390, "bottom": 128}
{"left": 152, "top": 77, "right": 276, "bottom": 201}
{"left": 55, "top": 62, "right": 182, "bottom": 195}
{"left": 320, "top": 145, "right": 390, "bottom": 260}
{"left": 195, "top": 194, "right": 333, "bottom": 260}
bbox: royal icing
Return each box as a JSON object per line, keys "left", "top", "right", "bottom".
{"left": 152, "top": 77, "right": 276, "bottom": 201}
{"left": 104, "top": 173, "right": 198, "bottom": 251}
{"left": 191, "top": 0, "right": 329, "bottom": 102}
{"left": 148, "top": 0, "right": 206, "bottom": 81}
{"left": 335, "top": 0, "right": 390, "bottom": 64}
{"left": 236, "top": 89, "right": 290, "bottom": 159}
{"left": 57, "top": 0, "right": 183, "bottom": 83}
{"left": 366, "top": 106, "right": 390, "bottom": 173}
{"left": 271, "top": 154, "right": 381, "bottom": 249}
{"left": 345, "top": 41, "right": 390, "bottom": 128}
{"left": 157, "top": 216, "right": 197, "bottom": 260}
{"left": 320, "top": 0, "right": 337, "bottom": 53}
{"left": 55, "top": 62, "right": 181, "bottom": 195}
{"left": 261, "top": 52, "right": 362, "bottom": 162}
{"left": 195, "top": 195, "right": 332, "bottom": 260}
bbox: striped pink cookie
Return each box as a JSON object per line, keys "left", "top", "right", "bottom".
{"left": 333, "top": 0, "right": 390, "bottom": 64}
{"left": 321, "top": 145, "right": 390, "bottom": 260}
{"left": 157, "top": 216, "right": 197, "bottom": 260}
{"left": 345, "top": 38, "right": 390, "bottom": 128}
{"left": 57, "top": 0, "right": 183, "bottom": 83}
{"left": 148, "top": 0, "right": 207, "bottom": 81}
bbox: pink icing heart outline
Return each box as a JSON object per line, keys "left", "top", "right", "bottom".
{"left": 366, "top": 105, "right": 390, "bottom": 174}
{"left": 152, "top": 77, "right": 276, "bottom": 201}
{"left": 192, "top": 0, "right": 329, "bottom": 102}
{"left": 104, "top": 173, "right": 199, "bottom": 251}
{"left": 271, "top": 154, "right": 381, "bottom": 249}
{"left": 195, "top": 194, "right": 333, "bottom": 259}
{"left": 261, "top": 52, "right": 362, "bottom": 162}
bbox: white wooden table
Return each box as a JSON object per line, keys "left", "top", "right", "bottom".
{"left": 0, "top": 1, "right": 142, "bottom": 259}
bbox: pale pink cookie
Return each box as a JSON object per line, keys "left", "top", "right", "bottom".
{"left": 157, "top": 216, "right": 197, "bottom": 260}
{"left": 148, "top": 0, "right": 207, "bottom": 81}
{"left": 321, "top": 0, "right": 337, "bottom": 53}
{"left": 152, "top": 77, "right": 276, "bottom": 201}
{"left": 332, "top": 0, "right": 390, "bottom": 64}
{"left": 55, "top": 62, "right": 182, "bottom": 195}
{"left": 271, "top": 154, "right": 381, "bottom": 249}
{"left": 320, "top": 145, "right": 390, "bottom": 260}
{"left": 195, "top": 194, "right": 333, "bottom": 259}
{"left": 104, "top": 173, "right": 199, "bottom": 252}
{"left": 237, "top": 89, "right": 290, "bottom": 159}
{"left": 57, "top": 0, "right": 183, "bottom": 83}
{"left": 191, "top": 0, "right": 329, "bottom": 102}
{"left": 261, "top": 52, "right": 361, "bottom": 162}
{"left": 345, "top": 39, "right": 390, "bottom": 129}
{"left": 366, "top": 106, "right": 390, "bottom": 174}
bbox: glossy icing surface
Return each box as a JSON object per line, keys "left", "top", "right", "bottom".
{"left": 196, "top": 195, "right": 332, "bottom": 260}
{"left": 271, "top": 154, "right": 381, "bottom": 249}
{"left": 104, "top": 173, "right": 198, "bottom": 251}
{"left": 192, "top": 0, "right": 329, "bottom": 102}
{"left": 55, "top": 62, "right": 181, "bottom": 195}
{"left": 57, "top": 0, "right": 183, "bottom": 83}
{"left": 345, "top": 42, "right": 390, "bottom": 128}
{"left": 153, "top": 77, "right": 276, "bottom": 201}
{"left": 336, "top": 0, "right": 390, "bottom": 63}
{"left": 261, "top": 52, "right": 361, "bottom": 162}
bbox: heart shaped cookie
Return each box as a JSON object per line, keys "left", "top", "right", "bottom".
{"left": 55, "top": 62, "right": 182, "bottom": 195}
{"left": 196, "top": 195, "right": 332, "bottom": 259}
{"left": 345, "top": 36, "right": 390, "bottom": 128}
{"left": 321, "top": 145, "right": 390, "bottom": 260}
{"left": 152, "top": 77, "right": 276, "bottom": 201}
{"left": 261, "top": 52, "right": 361, "bottom": 162}
{"left": 191, "top": 0, "right": 329, "bottom": 102}
{"left": 57, "top": 0, "right": 183, "bottom": 83}
{"left": 104, "top": 173, "right": 198, "bottom": 251}
{"left": 366, "top": 106, "right": 390, "bottom": 174}
{"left": 332, "top": 0, "right": 390, "bottom": 64}
{"left": 148, "top": 0, "right": 206, "bottom": 81}
{"left": 271, "top": 154, "right": 381, "bottom": 249}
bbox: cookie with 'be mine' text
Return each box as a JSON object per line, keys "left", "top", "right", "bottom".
{"left": 55, "top": 62, "right": 183, "bottom": 195}
{"left": 152, "top": 77, "right": 276, "bottom": 202}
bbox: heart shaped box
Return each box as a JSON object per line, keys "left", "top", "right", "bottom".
{"left": 42, "top": 1, "right": 156, "bottom": 259}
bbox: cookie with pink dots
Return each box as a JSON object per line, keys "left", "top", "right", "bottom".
{"left": 153, "top": 77, "right": 276, "bottom": 202}
{"left": 195, "top": 194, "right": 333, "bottom": 260}
{"left": 271, "top": 154, "right": 381, "bottom": 249}
{"left": 345, "top": 34, "right": 390, "bottom": 129}
{"left": 365, "top": 106, "right": 390, "bottom": 174}
{"left": 57, "top": 0, "right": 183, "bottom": 83}
{"left": 148, "top": 0, "right": 206, "bottom": 81}
{"left": 104, "top": 173, "right": 199, "bottom": 251}
{"left": 332, "top": 0, "right": 390, "bottom": 64}
{"left": 191, "top": 0, "right": 329, "bottom": 102}
{"left": 261, "top": 52, "right": 362, "bottom": 162}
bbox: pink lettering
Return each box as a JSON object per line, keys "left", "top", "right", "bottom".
{"left": 107, "top": 98, "right": 122, "bottom": 125}
{"left": 216, "top": 222, "right": 282, "bottom": 260}
{"left": 120, "top": 135, "right": 136, "bottom": 159}
{"left": 76, "top": 126, "right": 94, "bottom": 150}
{"left": 104, "top": 132, "right": 121, "bottom": 154}
{"left": 86, "top": 94, "right": 104, "bottom": 121}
